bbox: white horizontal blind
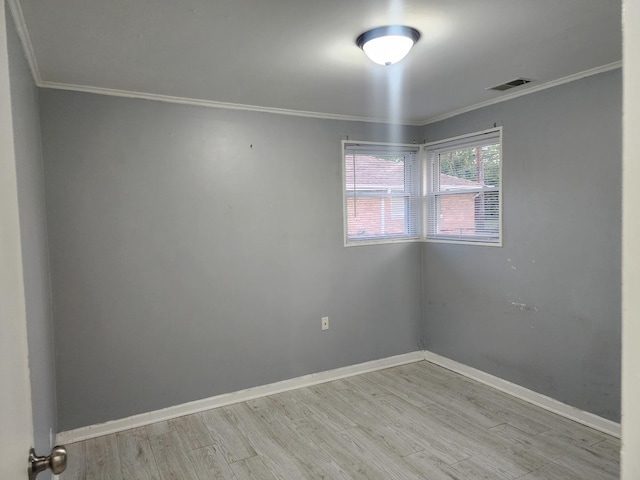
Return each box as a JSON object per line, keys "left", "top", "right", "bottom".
{"left": 426, "top": 129, "right": 502, "bottom": 244}
{"left": 344, "top": 143, "right": 420, "bottom": 244}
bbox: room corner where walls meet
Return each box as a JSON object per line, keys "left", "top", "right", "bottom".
{"left": 420, "top": 68, "right": 622, "bottom": 422}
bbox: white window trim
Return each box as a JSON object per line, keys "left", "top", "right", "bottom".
{"left": 423, "top": 127, "right": 503, "bottom": 247}
{"left": 342, "top": 140, "right": 422, "bottom": 247}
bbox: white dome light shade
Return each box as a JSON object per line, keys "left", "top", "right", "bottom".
{"left": 356, "top": 26, "right": 420, "bottom": 66}
{"left": 362, "top": 35, "right": 415, "bottom": 66}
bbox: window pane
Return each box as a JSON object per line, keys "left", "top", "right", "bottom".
{"left": 343, "top": 146, "right": 418, "bottom": 243}
{"left": 426, "top": 130, "right": 501, "bottom": 244}
{"left": 434, "top": 193, "right": 478, "bottom": 236}
{"left": 345, "top": 153, "right": 409, "bottom": 194}
{"left": 438, "top": 143, "right": 500, "bottom": 191}
{"left": 346, "top": 195, "right": 409, "bottom": 238}
{"left": 431, "top": 190, "right": 500, "bottom": 239}
{"left": 476, "top": 191, "right": 500, "bottom": 235}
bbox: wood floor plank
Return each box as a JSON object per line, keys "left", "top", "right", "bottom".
{"left": 411, "top": 361, "right": 462, "bottom": 382}
{"left": 447, "top": 455, "right": 519, "bottom": 480}
{"left": 517, "top": 462, "right": 586, "bottom": 480}
{"left": 222, "top": 403, "right": 315, "bottom": 480}
{"left": 393, "top": 367, "right": 507, "bottom": 430}
{"left": 538, "top": 418, "right": 610, "bottom": 448}
{"left": 443, "top": 377, "right": 552, "bottom": 435}
{"left": 400, "top": 451, "right": 468, "bottom": 480}
{"left": 375, "top": 394, "right": 476, "bottom": 464}
{"left": 255, "top": 404, "right": 354, "bottom": 479}
{"left": 414, "top": 361, "right": 603, "bottom": 442}
{"left": 169, "top": 414, "right": 213, "bottom": 451}
{"left": 489, "top": 423, "right": 618, "bottom": 479}
{"left": 443, "top": 374, "right": 607, "bottom": 444}
{"left": 230, "top": 455, "right": 278, "bottom": 480}
{"left": 244, "top": 397, "right": 270, "bottom": 411}
{"left": 393, "top": 363, "right": 458, "bottom": 390}
{"left": 291, "top": 387, "right": 358, "bottom": 432}
{"left": 336, "top": 426, "right": 423, "bottom": 480}
{"left": 385, "top": 392, "right": 548, "bottom": 476}
{"left": 265, "top": 390, "right": 315, "bottom": 421}
{"left": 366, "top": 370, "right": 435, "bottom": 408}
{"left": 326, "top": 378, "right": 353, "bottom": 390}
{"left": 116, "top": 427, "right": 161, "bottom": 480}
{"left": 60, "top": 441, "right": 86, "bottom": 480}
{"left": 86, "top": 433, "right": 122, "bottom": 480}
{"left": 341, "top": 374, "right": 391, "bottom": 399}
{"left": 148, "top": 430, "right": 199, "bottom": 480}
{"left": 588, "top": 438, "right": 621, "bottom": 462}
{"left": 311, "top": 383, "right": 424, "bottom": 457}
{"left": 146, "top": 421, "right": 171, "bottom": 437}
{"left": 535, "top": 429, "right": 619, "bottom": 479}
{"left": 291, "top": 414, "right": 393, "bottom": 480}
{"left": 199, "top": 408, "right": 256, "bottom": 463}
{"left": 188, "top": 444, "right": 238, "bottom": 480}
{"left": 420, "top": 402, "right": 547, "bottom": 476}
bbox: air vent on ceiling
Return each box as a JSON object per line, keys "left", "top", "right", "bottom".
{"left": 487, "top": 78, "right": 533, "bottom": 92}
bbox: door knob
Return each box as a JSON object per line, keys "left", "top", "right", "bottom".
{"left": 28, "top": 445, "right": 67, "bottom": 480}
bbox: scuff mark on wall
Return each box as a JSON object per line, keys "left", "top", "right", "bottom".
{"left": 511, "top": 301, "right": 539, "bottom": 312}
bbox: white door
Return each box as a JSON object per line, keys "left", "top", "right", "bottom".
{"left": 0, "top": 1, "right": 35, "bottom": 478}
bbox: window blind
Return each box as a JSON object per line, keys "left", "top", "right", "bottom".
{"left": 425, "top": 129, "right": 502, "bottom": 244}
{"left": 343, "top": 143, "right": 420, "bottom": 244}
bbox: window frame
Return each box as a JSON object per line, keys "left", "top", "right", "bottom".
{"left": 423, "top": 127, "right": 503, "bottom": 247}
{"left": 342, "top": 140, "right": 422, "bottom": 247}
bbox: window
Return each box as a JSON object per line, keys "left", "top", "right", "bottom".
{"left": 343, "top": 141, "right": 420, "bottom": 245}
{"left": 342, "top": 129, "right": 502, "bottom": 247}
{"left": 425, "top": 128, "right": 502, "bottom": 245}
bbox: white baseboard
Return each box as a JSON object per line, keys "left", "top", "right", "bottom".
{"left": 56, "top": 351, "right": 424, "bottom": 444}
{"left": 57, "top": 349, "right": 620, "bottom": 444}
{"left": 422, "top": 350, "right": 621, "bottom": 438}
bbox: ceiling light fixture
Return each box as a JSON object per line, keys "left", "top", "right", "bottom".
{"left": 356, "top": 25, "right": 421, "bottom": 66}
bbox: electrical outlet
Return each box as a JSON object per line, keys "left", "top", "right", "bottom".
{"left": 321, "top": 316, "right": 329, "bottom": 330}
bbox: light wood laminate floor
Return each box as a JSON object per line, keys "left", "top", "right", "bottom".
{"left": 60, "top": 361, "right": 620, "bottom": 480}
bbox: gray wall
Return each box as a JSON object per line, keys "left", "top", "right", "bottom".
{"left": 421, "top": 69, "right": 621, "bottom": 421}
{"left": 38, "top": 67, "right": 621, "bottom": 430}
{"left": 7, "top": 4, "right": 57, "bottom": 458}
{"left": 39, "top": 90, "right": 424, "bottom": 431}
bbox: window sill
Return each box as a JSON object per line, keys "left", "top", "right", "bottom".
{"left": 345, "top": 236, "right": 420, "bottom": 247}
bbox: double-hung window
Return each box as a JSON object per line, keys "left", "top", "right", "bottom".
{"left": 343, "top": 141, "right": 420, "bottom": 245}
{"left": 342, "top": 128, "right": 502, "bottom": 246}
{"left": 425, "top": 128, "right": 502, "bottom": 245}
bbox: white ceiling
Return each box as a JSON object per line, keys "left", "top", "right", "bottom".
{"left": 14, "top": 0, "right": 621, "bottom": 124}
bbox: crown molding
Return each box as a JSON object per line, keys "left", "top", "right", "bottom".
{"left": 6, "top": 0, "right": 41, "bottom": 83}
{"left": 37, "top": 80, "right": 424, "bottom": 126}
{"left": 419, "top": 61, "right": 622, "bottom": 126}
{"left": 33, "top": 62, "right": 624, "bottom": 128}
